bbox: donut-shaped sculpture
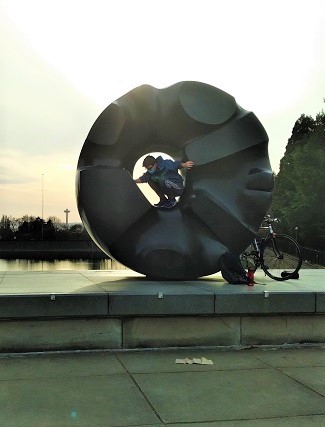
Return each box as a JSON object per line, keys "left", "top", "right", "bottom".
{"left": 76, "top": 81, "right": 273, "bottom": 280}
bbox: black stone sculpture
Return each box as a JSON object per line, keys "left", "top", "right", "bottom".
{"left": 76, "top": 81, "right": 273, "bottom": 279}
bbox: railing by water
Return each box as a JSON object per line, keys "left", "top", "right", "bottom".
{"left": 300, "top": 246, "right": 325, "bottom": 267}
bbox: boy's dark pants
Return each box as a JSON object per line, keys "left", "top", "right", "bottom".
{"left": 149, "top": 179, "right": 184, "bottom": 201}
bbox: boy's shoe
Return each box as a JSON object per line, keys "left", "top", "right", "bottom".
{"left": 154, "top": 200, "right": 167, "bottom": 208}
{"left": 163, "top": 199, "right": 177, "bottom": 209}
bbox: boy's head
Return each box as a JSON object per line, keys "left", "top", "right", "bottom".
{"left": 142, "top": 155, "right": 156, "bottom": 170}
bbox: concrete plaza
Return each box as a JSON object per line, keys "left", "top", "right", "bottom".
{"left": 0, "top": 346, "right": 324, "bottom": 426}
{"left": 0, "top": 268, "right": 324, "bottom": 425}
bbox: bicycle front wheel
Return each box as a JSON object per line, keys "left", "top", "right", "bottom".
{"left": 260, "top": 235, "right": 302, "bottom": 281}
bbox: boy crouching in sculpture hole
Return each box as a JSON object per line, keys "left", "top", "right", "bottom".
{"left": 134, "top": 155, "right": 194, "bottom": 208}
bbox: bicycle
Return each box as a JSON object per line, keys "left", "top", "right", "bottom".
{"left": 240, "top": 216, "right": 302, "bottom": 281}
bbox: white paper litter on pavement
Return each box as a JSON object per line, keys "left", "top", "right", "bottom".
{"left": 175, "top": 357, "right": 213, "bottom": 365}
{"left": 201, "top": 357, "right": 214, "bottom": 365}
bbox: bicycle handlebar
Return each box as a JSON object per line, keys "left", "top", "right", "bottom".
{"left": 263, "top": 215, "right": 280, "bottom": 224}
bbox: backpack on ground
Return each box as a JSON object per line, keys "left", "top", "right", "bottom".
{"left": 219, "top": 252, "right": 249, "bottom": 285}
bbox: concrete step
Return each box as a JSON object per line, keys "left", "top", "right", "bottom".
{"left": 0, "top": 269, "right": 324, "bottom": 352}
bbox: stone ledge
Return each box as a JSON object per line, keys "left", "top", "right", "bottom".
{"left": 0, "top": 271, "right": 323, "bottom": 351}
{"left": 109, "top": 293, "right": 215, "bottom": 316}
{"left": 316, "top": 293, "right": 325, "bottom": 312}
{"left": 0, "top": 294, "right": 108, "bottom": 318}
{"left": 0, "top": 291, "right": 324, "bottom": 319}
{"left": 0, "top": 314, "right": 324, "bottom": 352}
{"left": 215, "top": 292, "right": 316, "bottom": 314}
{"left": 0, "top": 318, "right": 121, "bottom": 352}
{"left": 122, "top": 316, "right": 240, "bottom": 348}
{"left": 242, "top": 314, "right": 325, "bottom": 345}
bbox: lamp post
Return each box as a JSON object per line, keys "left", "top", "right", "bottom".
{"left": 64, "top": 209, "right": 70, "bottom": 228}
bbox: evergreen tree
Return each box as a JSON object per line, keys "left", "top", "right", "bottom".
{"left": 272, "top": 110, "right": 325, "bottom": 249}
{"left": 287, "top": 114, "right": 316, "bottom": 147}
{"left": 0, "top": 215, "right": 14, "bottom": 240}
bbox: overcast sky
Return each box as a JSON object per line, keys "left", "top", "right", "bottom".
{"left": 1, "top": 0, "right": 324, "bottom": 223}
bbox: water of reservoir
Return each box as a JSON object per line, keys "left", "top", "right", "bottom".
{"left": 0, "top": 258, "right": 128, "bottom": 272}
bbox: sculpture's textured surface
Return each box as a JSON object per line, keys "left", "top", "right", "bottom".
{"left": 76, "top": 81, "right": 273, "bottom": 279}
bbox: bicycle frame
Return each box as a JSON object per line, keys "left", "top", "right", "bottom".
{"left": 241, "top": 216, "right": 302, "bottom": 280}
{"left": 242, "top": 223, "right": 272, "bottom": 270}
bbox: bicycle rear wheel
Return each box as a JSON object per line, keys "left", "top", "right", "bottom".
{"left": 260, "top": 234, "right": 302, "bottom": 281}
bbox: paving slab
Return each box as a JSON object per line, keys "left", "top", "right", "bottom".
{"left": 0, "top": 351, "right": 125, "bottom": 380}
{"left": 280, "top": 367, "right": 325, "bottom": 396}
{"left": 0, "top": 269, "right": 324, "bottom": 296}
{"left": 169, "top": 415, "right": 325, "bottom": 426}
{"left": 0, "top": 374, "right": 161, "bottom": 426}
{"left": 117, "top": 348, "right": 267, "bottom": 373}
{"left": 0, "top": 271, "right": 104, "bottom": 294}
{"left": 249, "top": 347, "right": 325, "bottom": 367}
{"left": 0, "top": 347, "right": 324, "bottom": 426}
{"left": 133, "top": 368, "right": 325, "bottom": 424}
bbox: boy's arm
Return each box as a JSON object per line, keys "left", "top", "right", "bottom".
{"left": 163, "top": 159, "right": 195, "bottom": 171}
{"left": 180, "top": 161, "right": 194, "bottom": 170}
{"left": 134, "top": 172, "right": 149, "bottom": 183}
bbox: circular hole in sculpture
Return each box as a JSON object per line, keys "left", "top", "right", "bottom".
{"left": 133, "top": 152, "right": 175, "bottom": 205}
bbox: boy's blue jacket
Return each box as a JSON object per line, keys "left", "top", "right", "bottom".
{"left": 139, "top": 156, "right": 184, "bottom": 185}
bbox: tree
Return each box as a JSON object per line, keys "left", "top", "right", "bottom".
{"left": 47, "top": 216, "right": 63, "bottom": 230}
{"left": 287, "top": 114, "right": 316, "bottom": 147}
{"left": 315, "top": 110, "right": 325, "bottom": 127}
{"left": 16, "top": 217, "right": 46, "bottom": 240}
{"left": 0, "top": 215, "right": 14, "bottom": 240}
{"left": 0, "top": 216, "right": 90, "bottom": 241}
{"left": 55, "top": 223, "right": 90, "bottom": 240}
{"left": 0, "top": 215, "right": 11, "bottom": 230}
{"left": 43, "top": 219, "right": 56, "bottom": 240}
{"left": 272, "top": 110, "right": 325, "bottom": 249}
{"left": 16, "top": 220, "right": 32, "bottom": 240}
